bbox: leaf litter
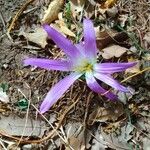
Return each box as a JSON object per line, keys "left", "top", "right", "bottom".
{"left": 0, "top": 0, "right": 150, "bottom": 149}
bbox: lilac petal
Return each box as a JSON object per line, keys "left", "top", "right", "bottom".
{"left": 43, "top": 24, "right": 81, "bottom": 60}
{"left": 24, "top": 58, "right": 72, "bottom": 71}
{"left": 40, "top": 72, "right": 82, "bottom": 113}
{"left": 94, "top": 62, "right": 137, "bottom": 74}
{"left": 94, "top": 72, "right": 128, "bottom": 92}
{"left": 75, "top": 42, "right": 86, "bottom": 56}
{"left": 85, "top": 71, "right": 117, "bottom": 100}
{"left": 83, "top": 19, "right": 97, "bottom": 61}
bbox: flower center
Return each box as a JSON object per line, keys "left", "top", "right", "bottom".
{"left": 74, "top": 60, "right": 93, "bottom": 73}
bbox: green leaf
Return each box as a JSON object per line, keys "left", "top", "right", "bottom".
{"left": 0, "top": 83, "right": 9, "bottom": 92}
{"left": 18, "top": 98, "right": 28, "bottom": 110}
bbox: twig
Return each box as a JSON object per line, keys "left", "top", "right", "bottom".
{"left": 131, "top": 124, "right": 150, "bottom": 139}
{"left": 0, "top": 10, "right": 6, "bottom": 29}
{"left": 0, "top": 93, "right": 80, "bottom": 144}
{"left": 0, "top": 138, "right": 7, "bottom": 150}
{"left": 0, "top": 10, "right": 13, "bottom": 42}
{"left": 121, "top": 67, "right": 150, "bottom": 83}
{"left": 7, "top": 0, "right": 35, "bottom": 33}
{"left": 101, "top": 67, "right": 150, "bottom": 97}
{"left": 16, "top": 88, "right": 31, "bottom": 147}
{"left": 83, "top": 92, "right": 93, "bottom": 149}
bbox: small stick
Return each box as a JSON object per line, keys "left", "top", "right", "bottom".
{"left": 7, "top": 0, "right": 35, "bottom": 33}
{"left": 101, "top": 67, "right": 150, "bottom": 97}
{"left": 0, "top": 94, "right": 80, "bottom": 144}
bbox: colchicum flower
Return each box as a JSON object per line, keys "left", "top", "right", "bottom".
{"left": 24, "top": 19, "right": 136, "bottom": 113}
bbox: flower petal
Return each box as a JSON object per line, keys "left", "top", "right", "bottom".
{"left": 24, "top": 58, "right": 72, "bottom": 71}
{"left": 85, "top": 71, "right": 117, "bottom": 100}
{"left": 94, "top": 72, "right": 128, "bottom": 92}
{"left": 75, "top": 42, "right": 86, "bottom": 56}
{"left": 40, "top": 72, "right": 82, "bottom": 113}
{"left": 83, "top": 19, "right": 97, "bottom": 61}
{"left": 94, "top": 62, "right": 137, "bottom": 74}
{"left": 43, "top": 24, "right": 81, "bottom": 60}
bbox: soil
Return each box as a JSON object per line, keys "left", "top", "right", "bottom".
{"left": 0, "top": 0, "right": 150, "bottom": 149}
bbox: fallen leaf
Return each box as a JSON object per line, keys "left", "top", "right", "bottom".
{"left": 50, "top": 23, "right": 66, "bottom": 37}
{"left": 143, "top": 137, "right": 150, "bottom": 150}
{"left": 102, "top": 44, "right": 127, "bottom": 59}
{"left": 21, "top": 27, "right": 47, "bottom": 48}
{"left": 60, "top": 25, "right": 76, "bottom": 37}
{"left": 88, "top": 102, "right": 124, "bottom": 125}
{"left": 96, "top": 28, "right": 128, "bottom": 49}
{"left": 41, "top": 0, "right": 64, "bottom": 24}
{"left": 143, "top": 32, "right": 150, "bottom": 44}
{"left": 106, "top": 6, "right": 118, "bottom": 17}
{"left": 91, "top": 129, "right": 107, "bottom": 150}
{"left": 0, "top": 88, "right": 9, "bottom": 103}
{"left": 55, "top": 13, "right": 76, "bottom": 37}
{"left": 101, "top": 123, "right": 134, "bottom": 149}
{"left": 70, "top": 0, "right": 85, "bottom": 13}
{"left": 0, "top": 114, "right": 47, "bottom": 137}
{"left": 143, "top": 32, "right": 150, "bottom": 49}
{"left": 125, "top": 57, "right": 140, "bottom": 73}
{"left": 100, "top": 0, "right": 117, "bottom": 9}
{"left": 65, "top": 123, "right": 86, "bottom": 150}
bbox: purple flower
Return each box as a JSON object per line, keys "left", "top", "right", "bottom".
{"left": 24, "top": 19, "right": 136, "bottom": 113}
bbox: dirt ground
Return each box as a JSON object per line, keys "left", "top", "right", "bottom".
{"left": 0, "top": 0, "right": 150, "bottom": 149}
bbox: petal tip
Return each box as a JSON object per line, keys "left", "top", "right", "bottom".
{"left": 129, "top": 62, "right": 138, "bottom": 67}
{"left": 23, "top": 58, "right": 30, "bottom": 66}
{"left": 39, "top": 108, "right": 46, "bottom": 114}
{"left": 39, "top": 104, "right": 48, "bottom": 114}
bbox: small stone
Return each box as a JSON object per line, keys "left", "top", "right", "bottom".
{"left": 3, "top": 64, "right": 8, "bottom": 69}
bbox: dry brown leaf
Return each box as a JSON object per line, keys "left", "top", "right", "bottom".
{"left": 55, "top": 13, "right": 76, "bottom": 37}
{"left": 96, "top": 28, "right": 117, "bottom": 39}
{"left": 65, "top": 123, "right": 85, "bottom": 150}
{"left": 70, "top": 0, "right": 85, "bottom": 12}
{"left": 0, "top": 114, "right": 46, "bottom": 136}
{"left": 101, "top": 123, "right": 134, "bottom": 149}
{"left": 88, "top": 102, "right": 124, "bottom": 125}
{"left": 50, "top": 23, "right": 66, "bottom": 37}
{"left": 143, "top": 32, "right": 150, "bottom": 44}
{"left": 21, "top": 27, "right": 47, "bottom": 48}
{"left": 67, "top": 137, "right": 83, "bottom": 150}
{"left": 60, "top": 25, "right": 76, "bottom": 37}
{"left": 106, "top": 6, "right": 118, "bottom": 17}
{"left": 102, "top": 44, "right": 127, "bottom": 59}
{"left": 41, "top": 0, "right": 64, "bottom": 24}
{"left": 96, "top": 28, "right": 128, "bottom": 49}
{"left": 125, "top": 57, "right": 140, "bottom": 73}
{"left": 70, "top": 0, "right": 85, "bottom": 18}
{"left": 101, "top": 0, "right": 118, "bottom": 9}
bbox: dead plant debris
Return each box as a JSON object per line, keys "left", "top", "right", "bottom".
{"left": 0, "top": 0, "right": 150, "bottom": 149}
